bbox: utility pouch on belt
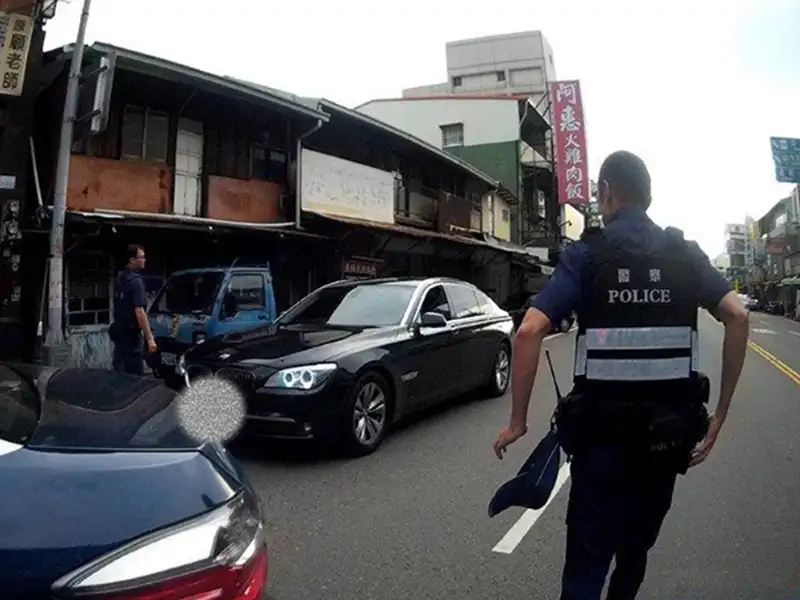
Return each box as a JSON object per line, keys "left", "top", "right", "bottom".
{"left": 555, "top": 372, "right": 711, "bottom": 469}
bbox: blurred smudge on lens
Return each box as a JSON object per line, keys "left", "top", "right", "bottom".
{"left": 175, "top": 376, "right": 245, "bottom": 444}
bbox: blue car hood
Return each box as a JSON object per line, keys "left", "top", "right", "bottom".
{"left": 0, "top": 448, "right": 238, "bottom": 596}
{"left": 0, "top": 365, "right": 246, "bottom": 597}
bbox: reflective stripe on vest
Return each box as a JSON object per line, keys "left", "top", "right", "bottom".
{"left": 574, "top": 326, "right": 699, "bottom": 381}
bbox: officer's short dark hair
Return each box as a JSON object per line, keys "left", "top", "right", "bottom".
{"left": 598, "top": 151, "right": 652, "bottom": 210}
{"left": 125, "top": 243, "right": 144, "bottom": 262}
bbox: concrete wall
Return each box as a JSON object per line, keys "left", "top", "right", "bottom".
{"left": 481, "top": 195, "right": 511, "bottom": 241}
{"left": 357, "top": 98, "right": 520, "bottom": 148}
{"left": 403, "top": 30, "right": 555, "bottom": 102}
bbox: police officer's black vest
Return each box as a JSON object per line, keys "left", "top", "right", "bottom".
{"left": 573, "top": 226, "right": 699, "bottom": 402}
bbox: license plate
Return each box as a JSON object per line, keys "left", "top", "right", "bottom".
{"left": 161, "top": 352, "right": 176, "bottom": 366}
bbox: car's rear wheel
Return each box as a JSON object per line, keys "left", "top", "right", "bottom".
{"left": 483, "top": 342, "right": 511, "bottom": 398}
{"left": 342, "top": 371, "right": 391, "bottom": 457}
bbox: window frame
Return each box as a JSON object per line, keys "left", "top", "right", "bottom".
{"left": 417, "top": 284, "right": 453, "bottom": 321}
{"left": 443, "top": 283, "right": 483, "bottom": 320}
{"left": 440, "top": 123, "right": 464, "bottom": 148}
{"left": 120, "top": 105, "right": 170, "bottom": 164}
{"left": 249, "top": 142, "right": 288, "bottom": 184}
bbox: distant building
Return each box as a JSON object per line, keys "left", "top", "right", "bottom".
{"left": 712, "top": 253, "right": 730, "bottom": 275}
{"left": 724, "top": 223, "right": 747, "bottom": 283}
{"left": 402, "top": 30, "right": 557, "bottom": 109}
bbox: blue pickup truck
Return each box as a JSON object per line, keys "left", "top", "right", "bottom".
{"left": 147, "top": 264, "right": 277, "bottom": 384}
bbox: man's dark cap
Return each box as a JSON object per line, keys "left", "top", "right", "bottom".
{"left": 488, "top": 429, "right": 562, "bottom": 518}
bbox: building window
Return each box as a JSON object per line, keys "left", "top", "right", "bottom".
{"left": 66, "top": 251, "right": 112, "bottom": 327}
{"left": 440, "top": 123, "right": 464, "bottom": 148}
{"left": 452, "top": 76, "right": 462, "bottom": 87}
{"left": 502, "top": 209, "right": 510, "bottom": 222}
{"left": 496, "top": 71, "right": 506, "bottom": 82}
{"left": 250, "top": 143, "right": 287, "bottom": 184}
{"left": 121, "top": 106, "right": 169, "bottom": 163}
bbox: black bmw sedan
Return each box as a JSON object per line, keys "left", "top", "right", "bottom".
{"left": 179, "top": 277, "right": 515, "bottom": 456}
{"left": 0, "top": 364, "right": 268, "bottom": 599}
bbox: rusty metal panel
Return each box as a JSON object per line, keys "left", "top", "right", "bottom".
{"left": 67, "top": 155, "right": 171, "bottom": 213}
{"left": 206, "top": 176, "right": 284, "bottom": 223}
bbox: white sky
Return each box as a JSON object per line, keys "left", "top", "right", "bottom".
{"left": 43, "top": 0, "right": 800, "bottom": 257}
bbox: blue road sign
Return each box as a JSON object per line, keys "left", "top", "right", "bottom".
{"left": 775, "top": 165, "right": 800, "bottom": 184}
{"left": 770, "top": 137, "right": 800, "bottom": 182}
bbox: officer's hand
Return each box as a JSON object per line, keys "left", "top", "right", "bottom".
{"left": 147, "top": 338, "right": 158, "bottom": 354}
{"left": 689, "top": 413, "right": 724, "bottom": 468}
{"left": 493, "top": 423, "right": 528, "bottom": 460}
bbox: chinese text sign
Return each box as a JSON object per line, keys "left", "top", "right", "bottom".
{"left": 0, "top": 11, "right": 32, "bottom": 97}
{"left": 550, "top": 80, "right": 590, "bottom": 205}
{"left": 770, "top": 137, "right": 800, "bottom": 184}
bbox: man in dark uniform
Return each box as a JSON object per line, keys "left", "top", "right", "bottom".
{"left": 493, "top": 151, "right": 750, "bottom": 599}
{"left": 110, "top": 243, "right": 157, "bottom": 375}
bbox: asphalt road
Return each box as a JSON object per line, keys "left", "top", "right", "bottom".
{"left": 236, "top": 313, "right": 800, "bottom": 600}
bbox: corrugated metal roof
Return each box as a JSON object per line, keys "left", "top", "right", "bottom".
{"left": 55, "top": 42, "right": 331, "bottom": 121}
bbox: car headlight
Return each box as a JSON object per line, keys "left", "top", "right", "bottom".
{"left": 176, "top": 354, "right": 187, "bottom": 376}
{"left": 263, "top": 363, "right": 337, "bottom": 391}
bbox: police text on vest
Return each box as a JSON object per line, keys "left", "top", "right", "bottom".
{"left": 607, "top": 289, "right": 672, "bottom": 304}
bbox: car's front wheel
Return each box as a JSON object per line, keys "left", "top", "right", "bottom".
{"left": 483, "top": 342, "right": 511, "bottom": 398}
{"left": 342, "top": 371, "right": 392, "bottom": 457}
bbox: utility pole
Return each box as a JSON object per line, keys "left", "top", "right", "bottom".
{"left": 43, "top": 0, "right": 92, "bottom": 365}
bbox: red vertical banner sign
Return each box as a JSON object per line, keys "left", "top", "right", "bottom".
{"left": 550, "top": 80, "right": 590, "bottom": 205}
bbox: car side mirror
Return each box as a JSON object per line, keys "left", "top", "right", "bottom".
{"left": 415, "top": 312, "right": 447, "bottom": 333}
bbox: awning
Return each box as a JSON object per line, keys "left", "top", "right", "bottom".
{"left": 67, "top": 209, "right": 330, "bottom": 240}
{"left": 481, "top": 234, "right": 555, "bottom": 274}
{"left": 307, "top": 212, "right": 490, "bottom": 247}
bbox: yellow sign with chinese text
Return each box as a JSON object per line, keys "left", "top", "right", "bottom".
{"left": 0, "top": 11, "right": 32, "bottom": 97}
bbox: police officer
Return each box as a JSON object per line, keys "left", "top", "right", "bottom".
{"left": 493, "top": 151, "right": 750, "bottom": 600}
{"left": 110, "top": 243, "right": 157, "bottom": 375}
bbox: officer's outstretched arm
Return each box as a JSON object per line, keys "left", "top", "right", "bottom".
{"left": 508, "top": 308, "right": 553, "bottom": 432}
{"left": 711, "top": 291, "right": 749, "bottom": 427}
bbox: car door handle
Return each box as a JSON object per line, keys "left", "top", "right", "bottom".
{"left": 257, "top": 314, "right": 268, "bottom": 320}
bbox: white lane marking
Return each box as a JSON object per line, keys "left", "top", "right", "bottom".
{"left": 790, "top": 331, "right": 800, "bottom": 338}
{"left": 752, "top": 328, "right": 777, "bottom": 335}
{"left": 0, "top": 439, "right": 22, "bottom": 457}
{"left": 492, "top": 463, "right": 572, "bottom": 555}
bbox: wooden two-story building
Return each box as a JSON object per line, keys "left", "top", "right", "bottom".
{"left": 26, "top": 42, "right": 334, "bottom": 365}
{"left": 22, "top": 43, "right": 534, "bottom": 367}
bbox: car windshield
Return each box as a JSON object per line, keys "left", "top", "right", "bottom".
{"left": 280, "top": 282, "right": 418, "bottom": 328}
{"left": 150, "top": 271, "right": 224, "bottom": 315}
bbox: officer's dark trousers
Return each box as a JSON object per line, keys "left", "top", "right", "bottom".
{"left": 112, "top": 333, "right": 144, "bottom": 376}
{"left": 560, "top": 444, "right": 678, "bottom": 600}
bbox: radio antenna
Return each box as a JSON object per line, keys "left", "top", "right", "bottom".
{"left": 544, "top": 349, "right": 562, "bottom": 400}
